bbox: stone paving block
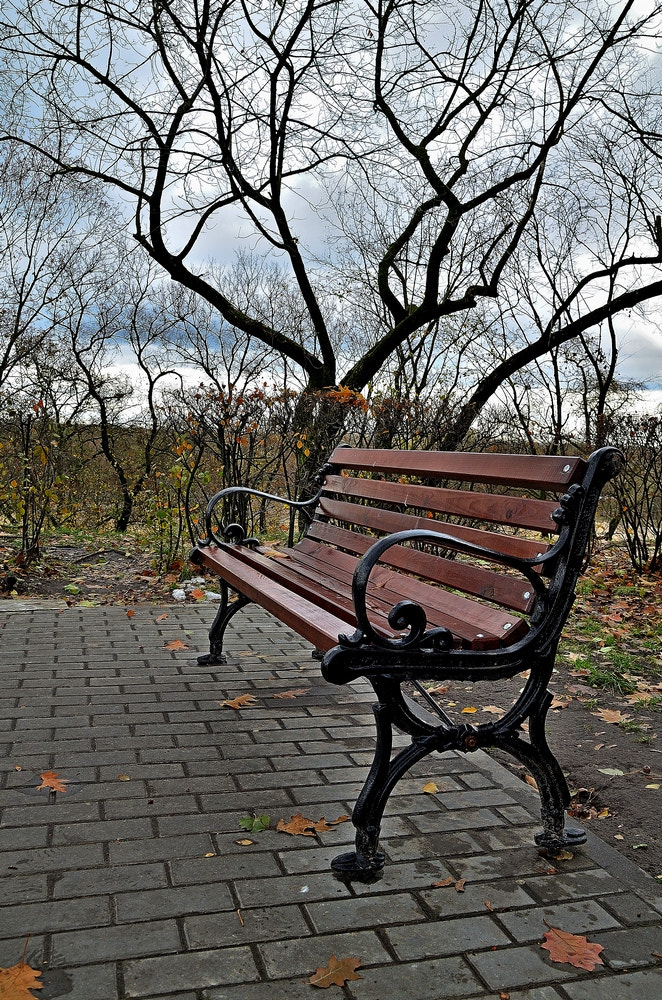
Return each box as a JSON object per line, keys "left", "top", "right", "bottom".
{"left": 105, "top": 794, "right": 200, "bottom": 820}
{"left": 109, "top": 833, "right": 214, "bottom": 865}
{"left": 467, "top": 944, "right": 576, "bottom": 990}
{"left": 562, "top": 968, "right": 662, "bottom": 999}
{"left": 40, "top": 962, "right": 120, "bottom": 1000}
{"left": 0, "top": 842, "right": 105, "bottom": 874}
{"left": 601, "top": 890, "right": 662, "bottom": 924}
{"left": 51, "top": 918, "right": 181, "bottom": 965}
{"left": 185, "top": 902, "right": 311, "bottom": 949}
{"left": 234, "top": 869, "right": 352, "bottom": 908}
{"left": 0, "top": 936, "right": 46, "bottom": 970}
{"left": 115, "top": 883, "right": 235, "bottom": 922}
{"left": 0, "top": 872, "right": 48, "bottom": 903}
{"left": 421, "top": 880, "right": 537, "bottom": 919}
{"left": 382, "top": 831, "right": 483, "bottom": 862}
{"left": 347, "top": 955, "right": 483, "bottom": 999}
{"left": 305, "top": 891, "right": 426, "bottom": 933}
{"left": 412, "top": 807, "right": 506, "bottom": 834}
{"left": 259, "top": 928, "right": 390, "bottom": 978}
{"left": 524, "top": 867, "right": 622, "bottom": 904}
{"left": 0, "top": 894, "right": 109, "bottom": 939}
{"left": 171, "top": 849, "right": 283, "bottom": 887}
{"left": 386, "top": 913, "right": 511, "bottom": 960}
{"left": 204, "top": 981, "right": 317, "bottom": 1000}
{"left": 496, "top": 897, "right": 622, "bottom": 943}
{"left": 596, "top": 924, "right": 662, "bottom": 970}
{"left": 52, "top": 862, "right": 169, "bottom": 899}
{"left": 122, "top": 946, "right": 260, "bottom": 997}
{"left": 52, "top": 816, "right": 154, "bottom": 846}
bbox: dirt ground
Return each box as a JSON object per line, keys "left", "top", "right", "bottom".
{"left": 2, "top": 533, "right": 661, "bottom": 882}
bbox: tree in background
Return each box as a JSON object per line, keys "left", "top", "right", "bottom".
{"left": 2, "top": 0, "right": 661, "bottom": 463}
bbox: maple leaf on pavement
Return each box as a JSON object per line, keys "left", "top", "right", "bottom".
{"left": 277, "top": 813, "right": 348, "bottom": 836}
{"left": 541, "top": 926, "right": 604, "bottom": 971}
{"left": 221, "top": 694, "right": 258, "bottom": 709}
{"left": 308, "top": 955, "right": 362, "bottom": 988}
{"left": 163, "top": 639, "right": 189, "bottom": 651}
{"left": 591, "top": 708, "right": 631, "bottom": 725}
{"left": 0, "top": 958, "right": 43, "bottom": 998}
{"left": 36, "top": 771, "right": 68, "bottom": 793}
{"left": 272, "top": 688, "right": 308, "bottom": 699}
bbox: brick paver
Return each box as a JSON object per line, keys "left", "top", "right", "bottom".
{"left": 1, "top": 602, "right": 661, "bottom": 999}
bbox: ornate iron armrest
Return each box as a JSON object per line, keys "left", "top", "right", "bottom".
{"left": 197, "top": 484, "right": 324, "bottom": 548}
{"left": 339, "top": 526, "right": 564, "bottom": 653}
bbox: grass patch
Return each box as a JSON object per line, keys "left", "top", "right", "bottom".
{"left": 584, "top": 663, "right": 638, "bottom": 695}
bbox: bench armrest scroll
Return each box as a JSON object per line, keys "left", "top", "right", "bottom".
{"left": 198, "top": 484, "right": 323, "bottom": 548}
{"left": 340, "top": 527, "right": 550, "bottom": 653}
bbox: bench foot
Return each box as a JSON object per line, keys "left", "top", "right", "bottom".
{"left": 535, "top": 824, "right": 587, "bottom": 851}
{"left": 197, "top": 651, "right": 227, "bottom": 665}
{"left": 331, "top": 850, "right": 385, "bottom": 882}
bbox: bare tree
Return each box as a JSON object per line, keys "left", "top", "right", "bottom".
{"left": 3, "top": 0, "right": 662, "bottom": 451}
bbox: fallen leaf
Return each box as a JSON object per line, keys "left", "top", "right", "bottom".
{"left": 308, "top": 955, "right": 362, "bottom": 988}
{"left": 0, "top": 958, "right": 43, "bottom": 998}
{"left": 614, "top": 834, "right": 624, "bottom": 840}
{"left": 499, "top": 993, "right": 511, "bottom": 1000}
{"left": 597, "top": 809, "right": 610, "bottom": 819}
{"left": 591, "top": 708, "right": 631, "bottom": 725}
{"left": 37, "top": 771, "right": 68, "bottom": 793}
{"left": 541, "top": 926, "right": 604, "bottom": 971}
{"left": 235, "top": 839, "right": 254, "bottom": 846}
{"left": 646, "top": 784, "right": 660, "bottom": 790}
{"left": 163, "top": 639, "right": 189, "bottom": 651}
{"left": 126, "top": 609, "right": 135, "bottom": 618}
{"left": 524, "top": 774, "right": 539, "bottom": 790}
{"left": 551, "top": 849, "right": 574, "bottom": 861}
{"left": 117, "top": 774, "right": 131, "bottom": 782}
{"left": 455, "top": 878, "right": 466, "bottom": 892}
{"left": 481, "top": 705, "right": 504, "bottom": 716}
{"left": 204, "top": 852, "right": 215, "bottom": 857}
{"left": 189, "top": 588, "right": 206, "bottom": 600}
{"left": 632, "top": 842, "right": 648, "bottom": 849}
{"left": 484, "top": 900, "right": 494, "bottom": 912}
{"left": 221, "top": 694, "right": 258, "bottom": 709}
{"left": 155, "top": 614, "right": 168, "bottom": 621}
{"left": 432, "top": 877, "right": 454, "bottom": 887}
{"left": 597, "top": 767, "right": 624, "bottom": 776}
{"left": 423, "top": 781, "right": 439, "bottom": 795}
{"left": 239, "top": 814, "right": 270, "bottom": 833}
{"left": 461, "top": 706, "right": 477, "bottom": 714}
{"left": 276, "top": 813, "right": 347, "bottom": 837}
{"left": 272, "top": 688, "right": 308, "bottom": 700}
{"left": 550, "top": 696, "right": 570, "bottom": 710}
{"left": 428, "top": 684, "right": 450, "bottom": 695}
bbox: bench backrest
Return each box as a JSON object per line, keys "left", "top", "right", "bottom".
{"left": 304, "top": 446, "right": 620, "bottom": 651}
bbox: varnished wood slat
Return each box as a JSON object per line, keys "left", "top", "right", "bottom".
{"left": 192, "top": 545, "right": 349, "bottom": 652}
{"left": 291, "top": 539, "right": 528, "bottom": 648}
{"left": 305, "top": 521, "right": 534, "bottom": 612}
{"left": 323, "top": 475, "right": 559, "bottom": 533}
{"left": 328, "top": 447, "right": 586, "bottom": 490}
{"left": 316, "top": 497, "right": 550, "bottom": 563}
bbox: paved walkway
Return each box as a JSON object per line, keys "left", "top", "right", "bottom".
{"left": 0, "top": 602, "right": 661, "bottom": 1000}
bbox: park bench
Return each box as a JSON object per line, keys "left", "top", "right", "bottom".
{"left": 190, "top": 444, "right": 622, "bottom": 880}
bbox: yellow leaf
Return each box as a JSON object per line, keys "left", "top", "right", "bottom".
{"left": 0, "top": 958, "right": 43, "bottom": 998}
{"left": 117, "top": 775, "right": 131, "bottom": 781}
{"left": 422, "top": 781, "right": 439, "bottom": 795}
{"left": 461, "top": 706, "right": 477, "bottom": 714}
{"left": 646, "top": 784, "right": 660, "bottom": 790}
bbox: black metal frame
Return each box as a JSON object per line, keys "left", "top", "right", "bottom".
{"left": 320, "top": 447, "right": 623, "bottom": 879}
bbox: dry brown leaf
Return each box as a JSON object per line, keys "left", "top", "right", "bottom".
{"left": 591, "top": 708, "right": 631, "bottom": 725}
{"left": 422, "top": 781, "right": 439, "bottom": 795}
{"left": 524, "top": 774, "right": 539, "bottom": 791}
{"left": 37, "top": 771, "right": 68, "bottom": 793}
{"left": 272, "top": 688, "right": 308, "bottom": 700}
{"left": 550, "top": 696, "right": 570, "bottom": 710}
{"left": 155, "top": 613, "right": 168, "bottom": 621}
{"left": 308, "top": 955, "right": 362, "bottom": 988}
{"left": 189, "top": 588, "right": 206, "bottom": 600}
{"left": 428, "top": 684, "right": 450, "bottom": 696}
{"left": 481, "top": 705, "right": 504, "bottom": 716}
{"left": 0, "top": 959, "right": 43, "bottom": 998}
{"left": 235, "top": 839, "right": 254, "bottom": 846}
{"left": 221, "top": 694, "right": 258, "bottom": 709}
{"left": 277, "top": 813, "right": 347, "bottom": 836}
{"left": 484, "top": 900, "right": 494, "bottom": 912}
{"left": 163, "top": 638, "right": 190, "bottom": 651}
{"left": 461, "top": 706, "right": 477, "bottom": 714}
{"left": 455, "top": 878, "right": 466, "bottom": 892}
{"left": 541, "top": 926, "right": 604, "bottom": 971}
{"left": 432, "top": 877, "right": 454, "bottom": 887}
{"left": 126, "top": 609, "right": 135, "bottom": 618}
{"left": 499, "top": 992, "right": 511, "bottom": 1000}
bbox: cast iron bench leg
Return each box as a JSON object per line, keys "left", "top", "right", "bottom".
{"left": 197, "top": 581, "right": 252, "bottom": 665}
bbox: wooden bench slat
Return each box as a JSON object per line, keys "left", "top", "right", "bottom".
{"left": 304, "top": 520, "right": 535, "bottom": 613}
{"left": 192, "top": 544, "right": 348, "bottom": 652}
{"left": 316, "top": 497, "right": 550, "bottom": 563}
{"left": 291, "top": 539, "right": 528, "bottom": 649}
{"left": 323, "top": 475, "right": 560, "bottom": 533}
{"left": 329, "top": 447, "right": 586, "bottom": 489}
